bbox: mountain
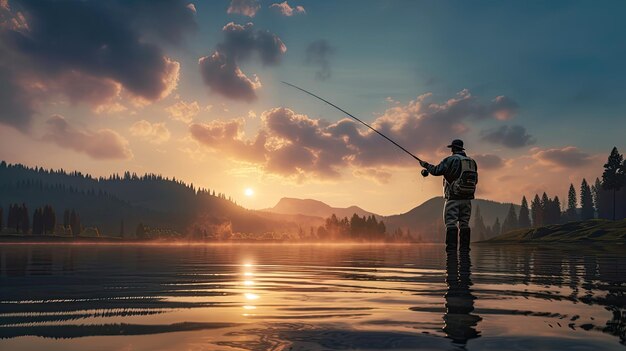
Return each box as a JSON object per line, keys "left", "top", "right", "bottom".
{"left": 0, "top": 160, "right": 520, "bottom": 242}
{"left": 0, "top": 161, "right": 305, "bottom": 238}
{"left": 382, "top": 197, "right": 520, "bottom": 242}
{"left": 485, "top": 219, "right": 626, "bottom": 243}
{"left": 264, "top": 197, "right": 379, "bottom": 219}
{"left": 265, "top": 196, "right": 519, "bottom": 242}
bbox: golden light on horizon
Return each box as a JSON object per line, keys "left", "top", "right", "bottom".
{"left": 244, "top": 188, "right": 254, "bottom": 197}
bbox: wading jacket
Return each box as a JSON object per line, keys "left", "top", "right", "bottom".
{"left": 424, "top": 151, "right": 475, "bottom": 200}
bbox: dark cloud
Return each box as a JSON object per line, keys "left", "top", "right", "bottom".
{"left": 0, "top": 64, "right": 38, "bottom": 131}
{"left": 532, "top": 146, "right": 593, "bottom": 168}
{"left": 481, "top": 125, "right": 535, "bottom": 148}
{"left": 42, "top": 115, "right": 132, "bottom": 160}
{"left": 199, "top": 51, "right": 260, "bottom": 102}
{"left": 305, "top": 40, "right": 334, "bottom": 81}
{"left": 199, "top": 22, "right": 286, "bottom": 101}
{"left": 218, "top": 22, "right": 287, "bottom": 65}
{"left": 0, "top": 0, "right": 195, "bottom": 129}
{"left": 189, "top": 90, "right": 520, "bottom": 180}
{"left": 473, "top": 154, "right": 505, "bottom": 169}
{"left": 270, "top": 1, "right": 306, "bottom": 17}
{"left": 227, "top": 0, "right": 260, "bottom": 17}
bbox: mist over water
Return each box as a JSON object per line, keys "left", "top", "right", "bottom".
{"left": 0, "top": 243, "right": 624, "bottom": 350}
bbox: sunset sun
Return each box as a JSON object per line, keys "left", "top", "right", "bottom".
{"left": 244, "top": 188, "right": 254, "bottom": 197}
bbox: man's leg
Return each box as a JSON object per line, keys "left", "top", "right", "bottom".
{"left": 458, "top": 200, "right": 472, "bottom": 252}
{"left": 444, "top": 200, "right": 460, "bottom": 251}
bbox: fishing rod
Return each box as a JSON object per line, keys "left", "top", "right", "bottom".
{"left": 282, "top": 81, "right": 430, "bottom": 177}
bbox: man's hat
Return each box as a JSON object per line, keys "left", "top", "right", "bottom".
{"left": 447, "top": 139, "right": 464, "bottom": 150}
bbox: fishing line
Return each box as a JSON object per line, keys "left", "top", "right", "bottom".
{"left": 282, "top": 81, "right": 424, "bottom": 163}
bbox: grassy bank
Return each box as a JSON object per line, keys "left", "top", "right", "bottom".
{"left": 484, "top": 219, "right": 626, "bottom": 243}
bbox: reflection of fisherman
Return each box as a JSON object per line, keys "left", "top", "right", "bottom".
{"left": 443, "top": 250, "right": 481, "bottom": 344}
{"left": 419, "top": 139, "right": 478, "bottom": 251}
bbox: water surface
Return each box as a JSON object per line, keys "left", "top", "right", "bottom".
{"left": 0, "top": 243, "right": 624, "bottom": 350}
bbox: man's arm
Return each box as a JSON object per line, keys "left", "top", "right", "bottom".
{"left": 422, "top": 157, "right": 450, "bottom": 176}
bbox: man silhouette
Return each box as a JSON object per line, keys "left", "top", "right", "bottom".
{"left": 419, "top": 139, "right": 478, "bottom": 251}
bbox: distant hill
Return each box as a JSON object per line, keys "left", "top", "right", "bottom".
{"left": 0, "top": 161, "right": 304, "bottom": 238}
{"left": 484, "top": 219, "right": 626, "bottom": 243}
{"left": 265, "top": 196, "right": 518, "bottom": 243}
{"left": 264, "top": 197, "right": 378, "bottom": 219}
{"left": 383, "top": 197, "right": 518, "bottom": 242}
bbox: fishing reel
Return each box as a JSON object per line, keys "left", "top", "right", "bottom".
{"left": 421, "top": 169, "right": 429, "bottom": 177}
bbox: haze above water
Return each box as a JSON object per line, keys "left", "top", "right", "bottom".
{"left": 0, "top": 243, "right": 624, "bottom": 350}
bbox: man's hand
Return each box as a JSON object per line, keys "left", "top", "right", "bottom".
{"left": 419, "top": 160, "right": 429, "bottom": 168}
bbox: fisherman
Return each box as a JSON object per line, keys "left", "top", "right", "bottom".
{"left": 419, "top": 139, "right": 478, "bottom": 252}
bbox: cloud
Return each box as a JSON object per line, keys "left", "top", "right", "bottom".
{"left": 188, "top": 90, "right": 519, "bottom": 181}
{"left": 189, "top": 119, "right": 266, "bottom": 163}
{"left": 531, "top": 146, "right": 594, "bottom": 168}
{"left": 0, "top": 0, "right": 194, "bottom": 129}
{"left": 218, "top": 22, "right": 287, "bottom": 65}
{"left": 199, "top": 22, "right": 286, "bottom": 101}
{"left": 43, "top": 115, "right": 132, "bottom": 160}
{"left": 166, "top": 99, "right": 200, "bottom": 123}
{"left": 0, "top": 64, "right": 38, "bottom": 131}
{"left": 481, "top": 125, "right": 535, "bottom": 148}
{"left": 129, "top": 120, "right": 171, "bottom": 144}
{"left": 473, "top": 154, "right": 506, "bottom": 169}
{"left": 199, "top": 51, "right": 261, "bottom": 102}
{"left": 227, "top": 0, "right": 260, "bottom": 17}
{"left": 490, "top": 96, "right": 519, "bottom": 120}
{"left": 305, "top": 40, "right": 334, "bottom": 81}
{"left": 270, "top": 1, "right": 306, "bottom": 16}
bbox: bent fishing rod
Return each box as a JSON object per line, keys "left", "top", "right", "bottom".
{"left": 282, "top": 81, "right": 430, "bottom": 176}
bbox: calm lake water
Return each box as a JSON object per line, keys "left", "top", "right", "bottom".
{"left": 0, "top": 243, "right": 624, "bottom": 350}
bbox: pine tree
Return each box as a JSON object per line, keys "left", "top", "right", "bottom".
{"left": 70, "top": 210, "right": 81, "bottom": 236}
{"left": 502, "top": 204, "right": 518, "bottom": 234}
{"left": 531, "top": 194, "right": 542, "bottom": 227}
{"left": 20, "top": 204, "right": 29, "bottom": 234}
{"left": 566, "top": 183, "right": 578, "bottom": 221}
{"left": 492, "top": 217, "right": 501, "bottom": 237}
{"left": 518, "top": 196, "right": 531, "bottom": 228}
{"left": 580, "top": 178, "right": 594, "bottom": 220}
{"left": 63, "top": 209, "right": 70, "bottom": 229}
{"left": 592, "top": 177, "right": 603, "bottom": 216}
{"left": 473, "top": 205, "right": 487, "bottom": 240}
{"left": 602, "top": 147, "right": 625, "bottom": 220}
{"left": 552, "top": 196, "right": 562, "bottom": 224}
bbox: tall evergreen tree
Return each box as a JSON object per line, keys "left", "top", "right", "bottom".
{"left": 502, "top": 204, "right": 518, "bottom": 234}
{"left": 541, "top": 192, "right": 550, "bottom": 225}
{"left": 602, "top": 147, "right": 625, "bottom": 220}
{"left": 472, "top": 205, "right": 488, "bottom": 240}
{"left": 552, "top": 196, "right": 562, "bottom": 224}
{"left": 492, "top": 217, "right": 501, "bottom": 237}
{"left": 518, "top": 196, "right": 531, "bottom": 228}
{"left": 566, "top": 183, "right": 578, "bottom": 221}
{"left": 20, "top": 204, "right": 29, "bottom": 234}
{"left": 63, "top": 209, "right": 71, "bottom": 229}
{"left": 592, "top": 177, "right": 603, "bottom": 216}
{"left": 580, "top": 178, "right": 595, "bottom": 220}
{"left": 70, "top": 209, "right": 81, "bottom": 236}
{"left": 531, "top": 194, "right": 542, "bottom": 227}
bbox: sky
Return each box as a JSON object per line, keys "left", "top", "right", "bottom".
{"left": 0, "top": 0, "right": 625, "bottom": 215}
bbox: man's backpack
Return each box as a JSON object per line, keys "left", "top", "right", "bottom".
{"left": 450, "top": 155, "right": 478, "bottom": 199}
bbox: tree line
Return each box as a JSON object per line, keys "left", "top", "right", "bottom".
{"left": 473, "top": 146, "right": 626, "bottom": 238}
{"left": 316, "top": 214, "right": 389, "bottom": 241}
{"left": 1, "top": 203, "right": 82, "bottom": 236}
